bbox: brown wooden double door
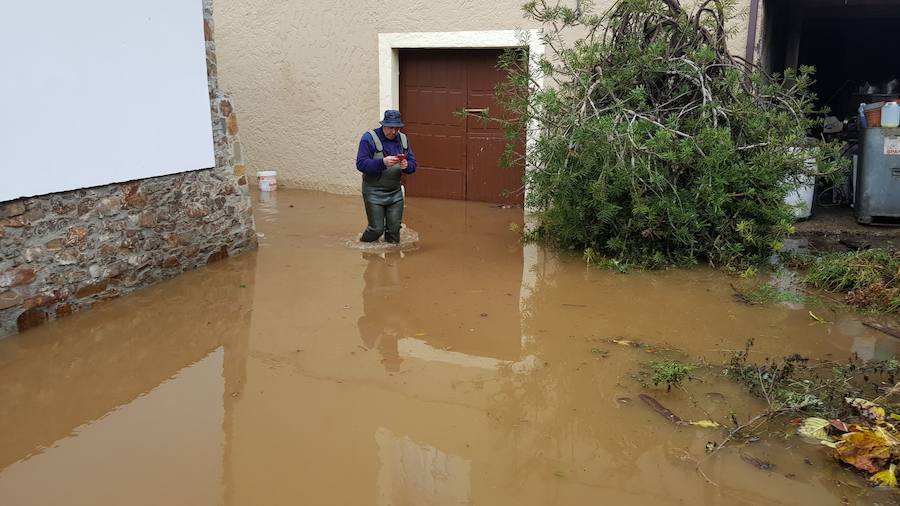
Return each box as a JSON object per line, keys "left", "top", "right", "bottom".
{"left": 399, "top": 49, "right": 524, "bottom": 205}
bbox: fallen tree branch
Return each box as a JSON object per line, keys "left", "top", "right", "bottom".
{"left": 863, "top": 322, "right": 900, "bottom": 340}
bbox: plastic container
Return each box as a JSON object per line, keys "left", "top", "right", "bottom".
{"left": 257, "top": 170, "right": 277, "bottom": 191}
{"left": 882, "top": 101, "right": 900, "bottom": 128}
{"left": 258, "top": 188, "right": 276, "bottom": 205}
{"left": 785, "top": 148, "right": 816, "bottom": 220}
{"left": 864, "top": 102, "right": 884, "bottom": 128}
{"left": 785, "top": 173, "right": 815, "bottom": 220}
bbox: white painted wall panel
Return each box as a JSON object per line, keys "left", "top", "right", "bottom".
{"left": 0, "top": 0, "right": 214, "bottom": 201}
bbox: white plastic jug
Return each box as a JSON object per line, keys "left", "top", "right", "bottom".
{"left": 883, "top": 101, "right": 900, "bottom": 128}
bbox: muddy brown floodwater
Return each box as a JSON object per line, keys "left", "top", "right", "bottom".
{"left": 1, "top": 189, "right": 899, "bottom": 506}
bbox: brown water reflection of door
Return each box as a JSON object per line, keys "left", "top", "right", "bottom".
{"left": 399, "top": 49, "right": 524, "bottom": 205}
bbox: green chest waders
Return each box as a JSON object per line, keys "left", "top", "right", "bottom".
{"left": 360, "top": 130, "right": 408, "bottom": 243}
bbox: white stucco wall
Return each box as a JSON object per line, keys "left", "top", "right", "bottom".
{"left": 2, "top": 0, "right": 214, "bottom": 201}
{"left": 214, "top": 0, "right": 753, "bottom": 194}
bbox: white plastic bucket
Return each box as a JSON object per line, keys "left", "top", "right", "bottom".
{"left": 785, "top": 174, "right": 815, "bottom": 220}
{"left": 257, "top": 170, "right": 277, "bottom": 191}
{"left": 785, "top": 148, "right": 815, "bottom": 220}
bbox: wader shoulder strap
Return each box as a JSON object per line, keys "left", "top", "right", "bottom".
{"left": 399, "top": 132, "right": 408, "bottom": 152}
{"left": 367, "top": 130, "right": 383, "bottom": 155}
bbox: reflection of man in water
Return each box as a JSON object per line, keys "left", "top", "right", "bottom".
{"left": 357, "top": 251, "right": 408, "bottom": 371}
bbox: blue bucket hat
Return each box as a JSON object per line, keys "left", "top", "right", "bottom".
{"left": 380, "top": 110, "right": 404, "bottom": 128}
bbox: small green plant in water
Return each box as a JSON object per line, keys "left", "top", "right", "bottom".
{"left": 723, "top": 338, "right": 900, "bottom": 417}
{"left": 744, "top": 284, "right": 813, "bottom": 305}
{"left": 648, "top": 360, "right": 695, "bottom": 392}
{"left": 591, "top": 348, "right": 609, "bottom": 357}
{"left": 583, "top": 248, "right": 629, "bottom": 272}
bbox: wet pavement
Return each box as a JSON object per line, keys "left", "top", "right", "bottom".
{"left": 793, "top": 206, "right": 900, "bottom": 252}
{"left": 1, "top": 189, "right": 899, "bottom": 505}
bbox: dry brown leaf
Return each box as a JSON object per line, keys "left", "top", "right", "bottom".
{"left": 833, "top": 426, "right": 896, "bottom": 473}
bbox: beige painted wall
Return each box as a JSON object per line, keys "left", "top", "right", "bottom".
{"left": 214, "top": 0, "right": 754, "bottom": 194}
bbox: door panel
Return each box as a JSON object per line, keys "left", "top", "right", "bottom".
{"left": 400, "top": 51, "right": 467, "bottom": 200}
{"left": 464, "top": 50, "right": 524, "bottom": 205}
{"left": 399, "top": 49, "right": 524, "bottom": 204}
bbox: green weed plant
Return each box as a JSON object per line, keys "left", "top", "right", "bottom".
{"left": 496, "top": 0, "right": 846, "bottom": 269}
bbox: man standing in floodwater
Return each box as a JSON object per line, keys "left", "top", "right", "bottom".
{"left": 355, "top": 110, "right": 417, "bottom": 243}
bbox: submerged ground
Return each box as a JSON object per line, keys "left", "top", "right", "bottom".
{"left": 0, "top": 190, "right": 897, "bottom": 505}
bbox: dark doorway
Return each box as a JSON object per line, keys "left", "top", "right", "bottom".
{"left": 762, "top": 0, "right": 900, "bottom": 118}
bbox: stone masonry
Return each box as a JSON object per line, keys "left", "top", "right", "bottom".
{"left": 0, "top": 0, "right": 256, "bottom": 337}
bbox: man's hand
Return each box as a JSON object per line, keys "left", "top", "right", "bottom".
{"left": 383, "top": 156, "right": 400, "bottom": 166}
{"left": 400, "top": 159, "right": 409, "bottom": 170}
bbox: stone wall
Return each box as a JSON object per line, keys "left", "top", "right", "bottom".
{"left": 0, "top": 0, "right": 256, "bottom": 338}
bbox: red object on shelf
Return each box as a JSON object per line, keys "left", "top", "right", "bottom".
{"left": 865, "top": 107, "right": 882, "bottom": 128}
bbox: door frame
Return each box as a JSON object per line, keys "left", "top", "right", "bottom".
{"left": 378, "top": 30, "right": 545, "bottom": 206}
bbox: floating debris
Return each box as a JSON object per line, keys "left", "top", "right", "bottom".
{"left": 639, "top": 394, "right": 689, "bottom": 426}
{"left": 796, "top": 397, "right": 900, "bottom": 487}
{"left": 808, "top": 310, "right": 830, "bottom": 324}
{"left": 740, "top": 453, "right": 776, "bottom": 471}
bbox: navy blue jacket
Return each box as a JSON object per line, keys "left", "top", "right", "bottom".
{"left": 355, "top": 127, "right": 417, "bottom": 177}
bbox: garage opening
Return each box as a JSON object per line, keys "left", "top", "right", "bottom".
{"left": 398, "top": 49, "right": 525, "bottom": 205}
{"left": 760, "top": 0, "right": 900, "bottom": 223}
{"left": 762, "top": 0, "right": 900, "bottom": 119}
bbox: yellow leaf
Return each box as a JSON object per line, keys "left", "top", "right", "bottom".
{"left": 808, "top": 311, "right": 830, "bottom": 324}
{"left": 691, "top": 420, "right": 721, "bottom": 429}
{"left": 890, "top": 413, "right": 900, "bottom": 422}
{"left": 798, "top": 417, "right": 832, "bottom": 441}
{"left": 833, "top": 426, "right": 897, "bottom": 473}
{"left": 820, "top": 440, "right": 838, "bottom": 449}
{"left": 871, "top": 464, "right": 898, "bottom": 488}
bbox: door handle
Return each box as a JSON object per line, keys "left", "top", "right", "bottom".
{"left": 464, "top": 108, "right": 488, "bottom": 114}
